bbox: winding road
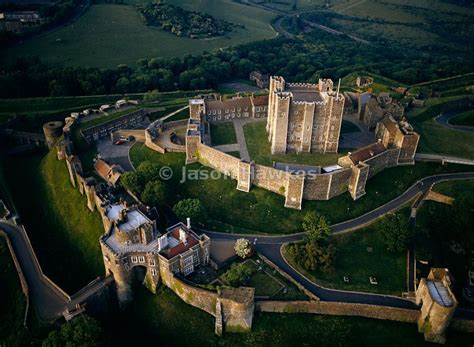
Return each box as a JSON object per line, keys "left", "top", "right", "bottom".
{"left": 198, "top": 171, "right": 474, "bottom": 317}
{"left": 435, "top": 111, "right": 474, "bottom": 133}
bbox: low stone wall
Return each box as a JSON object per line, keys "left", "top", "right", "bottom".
{"left": 163, "top": 119, "right": 188, "bottom": 129}
{"left": 256, "top": 300, "right": 419, "bottom": 323}
{"left": 253, "top": 164, "right": 289, "bottom": 195}
{"left": 365, "top": 148, "right": 400, "bottom": 178}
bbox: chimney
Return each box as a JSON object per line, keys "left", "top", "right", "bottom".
{"left": 186, "top": 217, "right": 191, "bottom": 229}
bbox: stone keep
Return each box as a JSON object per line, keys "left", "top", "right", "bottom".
{"left": 266, "top": 76, "right": 344, "bottom": 155}
{"left": 415, "top": 268, "right": 457, "bottom": 344}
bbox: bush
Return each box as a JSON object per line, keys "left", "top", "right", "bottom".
{"left": 173, "top": 198, "right": 207, "bottom": 224}
{"left": 302, "top": 211, "right": 331, "bottom": 243}
{"left": 286, "top": 241, "right": 335, "bottom": 273}
{"left": 221, "top": 263, "right": 255, "bottom": 287}
{"left": 234, "top": 238, "right": 252, "bottom": 259}
{"left": 141, "top": 180, "right": 167, "bottom": 207}
{"left": 378, "top": 212, "right": 412, "bottom": 252}
{"left": 42, "top": 314, "right": 103, "bottom": 347}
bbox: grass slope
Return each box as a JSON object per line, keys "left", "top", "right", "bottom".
{"left": 3, "top": 150, "right": 104, "bottom": 293}
{"left": 0, "top": 237, "right": 28, "bottom": 346}
{"left": 130, "top": 143, "right": 470, "bottom": 234}
{"left": 3, "top": 2, "right": 276, "bottom": 68}
{"left": 108, "top": 286, "right": 473, "bottom": 346}
{"left": 284, "top": 209, "right": 409, "bottom": 295}
{"left": 450, "top": 109, "right": 474, "bottom": 127}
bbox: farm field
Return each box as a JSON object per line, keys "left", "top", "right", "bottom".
{"left": 129, "top": 143, "right": 471, "bottom": 234}
{"left": 3, "top": 1, "right": 276, "bottom": 68}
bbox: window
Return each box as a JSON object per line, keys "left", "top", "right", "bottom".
{"left": 225, "top": 108, "right": 229, "bottom": 113}
{"left": 217, "top": 109, "right": 221, "bottom": 114}
{"left": 131, "top": 256, "right": 138, "bottom": 264}
{"left": 125, "top": 264, "right": 130, "bottom": 271}
{"left": 207, "top": 111, "right": 211, "bottom": 115}
{"left": 237, "top": 107, "right": 241, "bottom": 112}
{"left": 150, "top": 268, "right": 157, "bottom": 276}
{"left": 139, "top": 256, "right": 145, "bottom": 264}
{"left": 256, "top": 106, "right": 260, "bottom": 112}
{"left": 149, "top": 259, "right": 156, "bottom": 267}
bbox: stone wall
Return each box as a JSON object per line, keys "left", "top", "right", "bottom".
{"left": 364, "top": 148, "right": 400, "bottom": 178}
{"left": 253, "top": 164, "right": 289, "bottom": 195}
{"left": 256, "top": 300, "right": 419, "bottom": 323}
{"left": 196, "top": 143, "right": 240, "bottom": 179}
{"left": 303, "top": 173, "right": 332, "bottom": 200}
{"left": 327, "top": 167, "right": 352, "bottom": 199}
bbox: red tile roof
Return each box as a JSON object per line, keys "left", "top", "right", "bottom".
{"left": 349, "top": 142, "right": 386, "bottom": 164}
{"left": 252, "top": 95, "right": 268, "bottom": 106}
{"left": 94, "top": 159, "right": 112, "bottom": 180}
{"left": 161, "top": 226, "right": 199, "bottom": 259}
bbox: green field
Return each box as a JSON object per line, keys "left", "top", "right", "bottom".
{"left": 130, "top": 143, "right": 470, "bottom": 234}
{"left": 3, "top": 2, "right": 276, "bottom": 68}
{"left": 283, "top": 209, "right": 409, "bottom": 295}
{"left": 244, "top": 121, "right": 347, "bottom": 166}
{"left": 0, "top": 237, "right": 28, "bottom": 346}
{"left": 108, "top": 285, "right": 473, "bottom": 346}
{"left": 2, "top": 150, "right": 104, "bottom": 293}
{"left": 210, "top": 122, "right": 237, "bottom": 145}
{"left": 450, "top": 109, "right": 474, "bottom": 127}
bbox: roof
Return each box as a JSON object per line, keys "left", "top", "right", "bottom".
{"left": 94, "top": 159, "right": 123, "bottom": 185}
{"left": 380, "top": 116, "right": 399, "bottom": 134}
{"left": 160, "top": 225, "right": 199, "bottom": 260}
{"left": 349, "top": 142, "right": 386, "bottom": 164}
{"left": 286, "top": 86, "right": 325, "bottom": 103}
{"left": 206, "top": 97, "right": 253, "bottom": 110}
{"left": 252, "top": 95, "right": 268, "bottom": 106}
{"left": 427, "top": 281, "right": 455, "bottom": 307}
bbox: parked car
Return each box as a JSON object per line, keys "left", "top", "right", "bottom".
{"left": 114, "top": 139, "right": 126, "bottom": 145}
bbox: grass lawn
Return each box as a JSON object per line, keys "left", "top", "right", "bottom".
{"left": 3, "top": 2, "right": 276, "bottom": 68}
{"left": 0, "top": 237, "right": 28, "bottom": 346}
{"left": 106, "top": 285, "right": 473, "bottom": 346}
{"left": 130, "top": 143, "right": 471, "bottom": 234}
{"left": 2, "top": 150, "right": 104, "bottom": 293}
{"left": 244, "top": 121, "right": 345, "bottom": 167}
{"left": 210, "top": 122, "right": 237, "bottom": 145}
{"left": 341, "top": 119, "right": 360, "bottom": 134}
{"left": 450, "top": 109, "right": 474, "bottom": 127}
{"left": 283, "top": 209, "right": 410, "bottom": 295}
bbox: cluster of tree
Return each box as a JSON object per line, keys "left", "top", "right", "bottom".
{"left": 0, "top": 0, "right": 83, "bottom": 46}
{"left": 221, "top": 262, "right": 255, "bottom": 287}
{"left": 120, "top": 161, "right": 167, "bottom": 207}
{"left": 2, "top": 26, "right": 474, "bottom": 98}
{"left": 136, "top": 2, "right": 237, "bottom": 39}
{"left": 41, "top": 314, "right": 103, "bottom": 347}
{"left": 286, "top": 211, "right": 335, "bottom": 273}
{"left": 378, "top": 212, "right": 412, "bottom": 252}
{"left": 173, "top": 198, "right": 207, "bottom": 225}
{"left": 234, "top": 238, "right": 253, "bottom": 258}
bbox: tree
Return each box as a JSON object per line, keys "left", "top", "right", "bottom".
{"left": 120, "top": 171, "right": 142, "bottom": 194}
{"left": 286, "top": 241, "right": 335, "bottom": 273}
{"left": 137, "top": 161, "right": 162, "bottom": 182}
{"left": 221, "top": 263, "right": 255, "bottom": 287}
{"left": 302, "top": 211, "right": 331, "bottom": 243}
{"left": 141, "top": 180, "right": 167, "bottom": 207}
{"left": 42, "top": 315, "right": 103, "bottom": 347}
{"left": 379, "top": 212, "right": 412, "bottom": 252}
{"left": 173, "top": 198, "right": 207, "bottom": 224}
{"left": 234, "top": 238, "right": 252, "bottom": 259}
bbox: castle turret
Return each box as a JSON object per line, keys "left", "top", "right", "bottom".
{"left": 43, "top": 121, "right": 63, "bottom": 149}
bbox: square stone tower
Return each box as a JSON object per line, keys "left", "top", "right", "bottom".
{"left": 266, "top": 76, "right": 344, "bottom": 155}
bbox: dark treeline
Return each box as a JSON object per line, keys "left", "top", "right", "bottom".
{"left": 1, "top": 31, "right": 473, "bottom": 98}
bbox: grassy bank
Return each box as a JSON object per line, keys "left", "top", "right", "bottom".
{"left": 450, "top": 109, "right": 474, "bottom": 127}
{"left": 283, "top": 209, "right": 409, "bottom": 295}
{"left": 107, "top": 285, "right": 472, "bottom": 346}
{"left": 2, "top": 150, "right": 104, "bottom": 293}
{"left": 130, "top": 143, "right": 471, "bottom": 234}
{"left": 0, "top": 237, "right": 28, "bottom": 346}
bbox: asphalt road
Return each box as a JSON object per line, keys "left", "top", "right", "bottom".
{"left": 0, "top": 221, "right": 68, "bottom": 321}
{"left": 435, "top": 111, "right": 474, "bottom": 133}
{"left": 199, "top": 172, "right": 474, "bottom": 315}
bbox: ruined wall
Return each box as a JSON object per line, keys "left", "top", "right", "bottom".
{"left": 364, "top": 148, "right": 400, "bottom": 178}
{"left": 196, "top": 143, "right": 240, "bottom": 179}
{"left": 256, "top": 300, "right": 419, "bottom": 323}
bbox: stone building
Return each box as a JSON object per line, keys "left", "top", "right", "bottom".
{"left": 43, "top": 121, "right": 63, "bottom": 149}
{"left": 99, "top": 202, "right": 210, "bottom": 305}
{"left": 356, "top": 76, "right": 374, "bottom": 88}
{"left": 266, "top": 76, "right": 345, "bottom": 154}
{"left": 416, "top": 268, "right": 458, "bottom": 344}
{"left": 193, "top": 94, "right": 269, "bottom": 123}
{"left": 94, "top": 158, "right": 124, "bottom": 188}
{"left": 360, "top": 92, "right": 404, "bottom": 129}
{"left": 375, "top": 115, "right": 420, "bottom": 164}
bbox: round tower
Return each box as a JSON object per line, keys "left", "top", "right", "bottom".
{"left": 43, "top": 121, "right": 63, "bottom": 149}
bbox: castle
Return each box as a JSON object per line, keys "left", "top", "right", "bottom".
{"left": 266, "top": 76, "right": 345, "bottom": 154}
